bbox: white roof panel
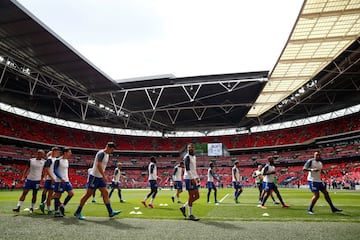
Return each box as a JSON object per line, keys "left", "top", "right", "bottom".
{"left": 248, "top": 0, "right": 360, "bottom": 117}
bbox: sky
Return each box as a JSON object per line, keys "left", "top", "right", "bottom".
{"left": 17, "top": 0, "right": 304, "bottom": 82}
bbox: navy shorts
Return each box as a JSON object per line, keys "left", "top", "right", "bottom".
{"left": 263, "top": 182, "right": 278, "bottom": 191}
{"left": 111, "top": 181, "right": 120, "bottom": 188}
{"left": 54, "top": 182, "right": 73, "bottom": 193}
{"left": 86, "top": 175, "right": 107, "bottom": 189}
{"left": 232, "top": 181, "right": 243, "bottom": 190}
{"left": 308, "top": 181, "right": 326, "bottom": 192}
{"left": 207, "top": 181, "right": 216, "bottom": 189}
{"left": 174, "top": 181, "right": 183, "bottom": 190}
{"left": 24, "top": 179, "right": 41, "bottom": 190}
{"left": 185, "top": 179, "right": 199, "bottom": 191}
{"left": 43, "top": 179, "right": 54, "bottom": 190}
{"left": 148, "top": 180, "right": 158, "bottom": 190}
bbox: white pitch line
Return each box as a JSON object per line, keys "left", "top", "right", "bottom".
{"left": 219, "top": 193, "right": 229, "bottom": 203}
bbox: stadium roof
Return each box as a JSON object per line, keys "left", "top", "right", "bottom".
{"left": 0, "top": 0, "right": 360, "bottom": 134}
{"left": 249, "top": 0, "right": 360, "bottom": 117}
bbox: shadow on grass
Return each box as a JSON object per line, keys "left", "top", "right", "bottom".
{"left": 198, "top": 220, "right": 243, "bottom": 229}
{"left": 17, "top": 212, "right": 143, "bottom": 230}
{"left": 81, "top": 217, "right": 142, "bottom": 230}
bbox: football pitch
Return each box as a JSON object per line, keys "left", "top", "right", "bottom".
{"left": 0, "top": 187, "right": 359, "bottom": 240}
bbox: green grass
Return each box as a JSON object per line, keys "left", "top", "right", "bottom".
{"left": 1, "top": 188, "right": 360, "bottom": 240}
{"left": 1, "top": 187, "right": 359, "bottom": 222}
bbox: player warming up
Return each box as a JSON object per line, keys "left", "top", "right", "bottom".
{"left": 206, "top": 162, "right": 218, "bottom": 204}
{"left": 141, "top": 156, "right": 158, "bottom": 208}
{"left": 259, "top": 157, "right": 289, "bottom": 209}
{"left": 40, "top": 147, "right": 60, "bottom": 215}
{"left": 109, "top": 162, "right": 126, "bottom": 203}
{"left": 252, "top": 165, "right": 263, "bottom": 203}
{"left": 180, "top": 144, "right": 200, "bottom": 221}
{"left": 13, "top": 149, "right": 46, "bottom": 214}
{"left": 232, "top": 161, "right": 243, "bottom": 204}
{"left": 303, "top": 151, "right": 342, "bottom": 214}
{"left": 73, "top": 142, "right": 121, "bottom": 220}
{"left": 171, "top": 161, "right": 184, "bottom": 204}
{"left": 53, "top": 148, "right": 74, "bottom": 217}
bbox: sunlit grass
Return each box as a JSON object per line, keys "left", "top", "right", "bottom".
{"left": 1, "top": 187, "right": 359, "bottom": 222}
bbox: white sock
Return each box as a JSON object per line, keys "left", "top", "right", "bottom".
{"left": 188, "top": 206, "right": 192, "bottom": 216}
{"left": 150, "top": 198, "right": 154, "bottom": 204}
{"left": 17, "top": 201, "right": 23, "bottom": 207}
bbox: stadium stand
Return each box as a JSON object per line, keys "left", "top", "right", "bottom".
{"left": 2, "top": 110, "right": 360, "bottom": 150}
{"left": 1, "top": 110, "right": 359, "bottom": 189}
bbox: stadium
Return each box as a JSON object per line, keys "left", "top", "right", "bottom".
{"left": 0, "top": 0, "right": 360, "bottom": 239}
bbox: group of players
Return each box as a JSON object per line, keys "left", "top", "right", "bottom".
{"left": 251, "top": 152, "right": 342, "bottom": 214}
{"left": 12, "top": 142, "right": 342, "bottom": 221}
{"left": 139, "top": 144, "right": 342, "bottom": 220}
{"left": 140, "top": 144, "right": 201, "bottom": 221}
{"left": 12, "top": 146, "right": 73, "bottom": 217}
{"left": 13, "top": 142, "right": 122, "bottom": 219}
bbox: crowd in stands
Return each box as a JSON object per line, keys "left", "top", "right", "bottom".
{"left": 1, "top": 143, "right": 359, "bottom": 190}
{"left": 1, "top": 110, "right": 360, "bottom": 151}
{"left": 0, "top": 110, "right": 359, "bottom": 190}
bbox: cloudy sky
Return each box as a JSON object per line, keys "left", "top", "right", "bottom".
{"left": 17, "top": 0, "right": 304, "bottom": 81}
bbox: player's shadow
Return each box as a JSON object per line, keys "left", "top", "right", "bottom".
{"left": 325, "top": 212, "right": 350, "bottom": 217}
{"left": 198, "top": 220, "right": 243, "bottom": 229}
{"left": 18, "top": 213, "right": 142, "bottom": 230}
{"left": 81, "top": 217, "right": 142, "bottom": 230}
